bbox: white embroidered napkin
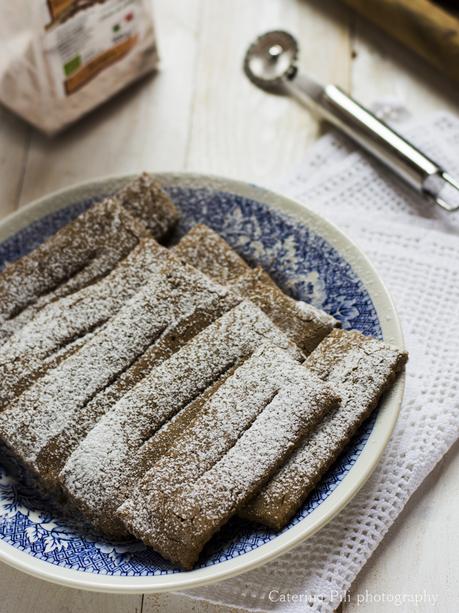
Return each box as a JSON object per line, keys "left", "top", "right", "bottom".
{"left": 182, "top": 110, "right": 459, "bottom": 612}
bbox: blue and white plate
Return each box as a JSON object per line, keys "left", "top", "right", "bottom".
{"left": 0, "top": 174, "right": 404, "bottom": 592}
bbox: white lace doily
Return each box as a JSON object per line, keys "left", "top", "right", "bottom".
{"left": 181, "top": 110, "right": 459, "bottom": 612}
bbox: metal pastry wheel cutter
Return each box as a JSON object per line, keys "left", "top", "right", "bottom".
{"left": 244, "top": 30, "right": 459, "bottom": 212}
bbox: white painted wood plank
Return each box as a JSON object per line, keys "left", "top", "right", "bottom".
{"left": 144, "top": 592, "right": 246, "bottom": 613}
{"left": 0, "top": 106, "right": 30, "bottom": 219}
{"left": 18, "top": 0, "right": 201, "bottom": 207}
{"left": 0, "top": 561, "right": 142, "bottom": 613}
{"left": 185, "top": 0, "right": 352, "bottom": 187}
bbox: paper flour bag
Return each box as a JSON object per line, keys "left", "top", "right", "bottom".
{"left": 0, "top": 0, "right": 158, "bottom": 134}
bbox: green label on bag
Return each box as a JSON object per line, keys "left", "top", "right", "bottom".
{"left": 64, "top": 55, "right": 81, "bottom": 76}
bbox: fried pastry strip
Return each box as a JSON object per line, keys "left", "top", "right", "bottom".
{"left": 36, "top": 291, "right": 240, "bottom": 488}
{"left": 0, "top": 174, "right": 179, "bottom": 342}
{"left": 0, "top": 239, "right": 172, "bottom": 409}
{"left": 60, "top": 301, "right": 302, "bottom": 538}
{"left": 0, "top": 263, "right": 226, "bottom": 475}
{"left": 119, "top": 345, "right": 338, "bottom": 569}
{"left": 174, "top": 224, "right": 337, "bottom": 353}
{"left": 240, "top": 329, "right": 408, "bottom": 529}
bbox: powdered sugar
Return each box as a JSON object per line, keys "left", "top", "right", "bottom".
{"left": 114, "top": 173, "right": 180, "bottom": 237}
{"left": 296, "top": 299, "right": 338, "bottom": 329}
{"left": 0, "top": 262, "right": 227, "bottom": 467}
{"left": 0, "top": 198, "right": 149, "bottom": 343}
{"left": 121, "top": 345, "right": 307, "bottom": 516}
{"left": 175, "top": 225, "right": 337, "bottom": 353}
{"left": 241, "top": 329, "right": 407, "bottom": 528}
{"left": 61, "top": 301, "right": 302, "bottom": 536}
{"left": 0, "top": 239, "right": 174, "bottom": 408}
{"left": 232, "top": 267, "right": 337, "bottom": 354}
{"left": 173, "top": 223, "right": 250, "bottom": 284}
{"left": 119, "top": 345, "right": 338, "bottom": 568}
{"left": 35, "top": 289, "right": 241, "bottom": 487}
{"left": 0, "top": 174, "right": 179, "bottom": 344}
{"left": 172, "top": 370, "right": 337, "bottom": 568}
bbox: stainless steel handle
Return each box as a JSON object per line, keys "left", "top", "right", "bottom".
{"left": 286, "top": 77, "right": 459, "bottom": 212}
{"left": 321, "top": 85, "right": 438, "bottom": 188}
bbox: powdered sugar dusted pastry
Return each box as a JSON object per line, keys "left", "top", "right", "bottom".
{"left": 173, "top": 223, "right": 251, "bottom": 284}
{"left": 60, "top": 301, "right": 302, "bottom": 538}
{"left": 113, "top": 173, "right": 180, "bottom": 238}
{"left": 0, "top": 174, "right": 408, "bottom": 570}
{"left": 0, "top": 262, "right": 227, "bottom": 476}
{"left": 240, "top": 329, "right": 408, "bottom": 529}
{"left": 0, "top": 174, "right": 179, "bottom": 343}
{"left": 118, "top": 345, "right": 339, "bottom": 569}
{"left": 0, "top": 199, "right": 147, "bottom": 342}
{"left": 175, "top": 225, "right": 338, "bottom": 353}
{"left": 35, "top": 291, "right": 240, "bottom": 488}
{"left": 0, "top": 239, "right": 174, "bottom": 410}
{"left": 232, "top": 267, "right": 337, "bottom": 354}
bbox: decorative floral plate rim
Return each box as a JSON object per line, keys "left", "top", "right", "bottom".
{"left": 0, "top": 173, "right": 405, "bottom": 593}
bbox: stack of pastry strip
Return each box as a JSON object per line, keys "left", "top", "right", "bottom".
{"left": 239, "top": 328, "right": 408, "bottom": 528}
{"left": 0, "top": 262, "right": 233, "bottom": 464}
{"left": 118, "top": 345, "right": 339, "bottom": 568}
{"left": 174, "top": 225, "right": 407, "bottom": 533}
{"left": 0, "top": 239, "right": 173, "bottom": 409}
{"left": 60, "top": 301, "right": 305, "bottom": 538}
{"left": 0, "top": 174, "right": 407, "bottom": 570}
{"left": 0, "top": 172, "right": 178, "bottom": 344}
{"left": 173, "top": 224, "right": 338, "bottom": 354}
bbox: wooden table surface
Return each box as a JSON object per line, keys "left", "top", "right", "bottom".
{"left": 0, "top": 1, "right": 458, "bottom": 611}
